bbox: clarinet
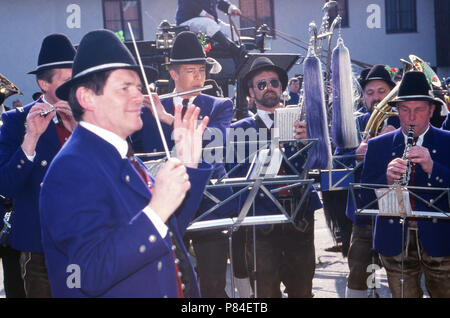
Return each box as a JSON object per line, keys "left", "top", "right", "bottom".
{"left": 397, "top": 125, "right": 415, "bottom": 186}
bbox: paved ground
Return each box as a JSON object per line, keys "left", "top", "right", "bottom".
{"left": 0, "top": 207, "right": 393, "bottom": 298}
{"left": 224, "top": 207, "right": 392, "bottom": 298}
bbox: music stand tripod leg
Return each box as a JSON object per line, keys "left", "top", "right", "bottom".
{"left": 368, "top": 215, "right": 379, "bottom": 298}
{"left": 228, "top": 226, "right": 235, "bottom": 298}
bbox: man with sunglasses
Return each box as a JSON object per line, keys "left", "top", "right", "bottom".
{"left": 227, "top": 57, "right": 322, "bottom": 297}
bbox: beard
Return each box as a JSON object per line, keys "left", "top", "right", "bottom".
{"left": 255, "top": 90, "right": 280, "bottom": 108}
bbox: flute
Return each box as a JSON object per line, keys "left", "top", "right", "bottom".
{"left": 145, "top": 85, "right": 213, "bottom": 100}
{"left": 39, "top": 96, "right": 59, "bottom": 124}
{"left": 39, "top": 107, "right": 55, "bottom": 117}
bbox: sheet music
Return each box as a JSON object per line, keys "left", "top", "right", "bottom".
{"left": 274, "top": 106, "right": 302, "bottom": 141}
{"left": 375, "top": 188, "right": 412, "bottom": 216}
{"left": 247, "top": 148, "right": 283, "bottom": 180}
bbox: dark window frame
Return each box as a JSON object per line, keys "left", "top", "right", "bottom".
{"left": 385, "top": 0, "right": 417, "bottom": 34}
{"left": 102, "top": 0, "right": 144, "bottom": 41}
{"left": 328, "top": 0, "right": 349, "bottom": 28}
{"left": 239, "top": 0, "right": 276, "bottom": 38}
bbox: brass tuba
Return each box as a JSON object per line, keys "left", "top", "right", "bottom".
{"left": 363, "top": 55, "right": 440, "bottom": 138}
{"left": 0, "top": 73, "right": 22, "bottom": 101}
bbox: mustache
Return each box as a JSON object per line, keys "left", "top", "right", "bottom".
{"left": 263, "top": 90, "right": 278, "bottom": 98}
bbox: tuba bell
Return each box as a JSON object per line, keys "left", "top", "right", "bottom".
{"left": 0, "top": 73, "right": 22, "bottom": 101}
{"left": 363, "top": 55, "right": 441, "bottom": 138}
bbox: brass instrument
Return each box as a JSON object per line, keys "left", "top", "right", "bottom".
{"left": 364, "top": 55, "right": 440, "bottom": 138}
{"left": 0, "top": 73, "right": 22, "bottom": 101}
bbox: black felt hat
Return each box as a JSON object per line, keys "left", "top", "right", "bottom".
{"left": 357, "top": 68, "right": 371, "bottom": 87}
{"left": 242, "top": 57, "right": 288, "bottom": 95}
{"left": 56, "top": 29, "right": 158, "bottom": 101}
{"left": 360, "top": 64, "right": 396, "bottom": 89}
{"left": 388, "top": 71, "right": 444, "bottom": 107}
{"left": 28, "top": 34, "right": 76, "bottom": 74}
{"left": 168, "top": 31, "right": 206, "bottom": 65}
{"left": 166, "top": 31, "right": 221, "bottom": 73}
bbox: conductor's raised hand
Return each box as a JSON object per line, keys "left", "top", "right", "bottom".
{"left": 148, "top": 158, "right": 191, "bottom": 222}
{"left": 173, "top": 104, "right": 209, "bottom": 169}
{"left": 143, "top": 92, "right": 174, "bottom": 126}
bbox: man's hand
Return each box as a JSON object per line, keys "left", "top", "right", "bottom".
{"left": 230, "top": 8, "right": 241, "bottom": 16}
{"left": 355, "top": 135, "right": 370, "bottom": 162}
{"left": 54, "top": 101, "right": 77, "bottom": 132}
{"left": 148, "top": 158, "right": 191, "bottom": 222}
{"left": 143, "top": 93, "right": 174, "bottom": 126}
{"left": 173, "top": 104, "right": 209, "bottom": 169}
{"left": 21, "top": 103, "right": 54, "bottom": 156}
{"left": 386, "top": 157, "right": 408, "bottom": 185}
{"left": 294, "top": 120, "right": 307, "bottom": 140}
{"left": 406, "top": 145, "right": 434, "bottom": 175}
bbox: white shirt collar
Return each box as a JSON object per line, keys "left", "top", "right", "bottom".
{"left": 173, "top": 94, "right": 196, "bottom": 108}
{"left": 80, "top": 121, "right": 129, "bottom": 159}
{"left": 256, "top": 109, "right": 274, "bottom": 129}
{"left": 402, "top": 125, "right": 429, "bottom": 147}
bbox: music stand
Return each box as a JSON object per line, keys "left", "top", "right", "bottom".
{"left": 349, "top": 182, "right": 450, "bottom": 298}
{"left": 139, "top": 137, "right": 317, "bottom": 297}
{"left": 186, "top": 138, "right": 316, "bottom": 297}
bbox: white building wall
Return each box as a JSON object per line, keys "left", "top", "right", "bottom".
{"left": 1, "top": 0, "right": 103, "bottom": 106}
{"left": 271, "top": 0, "right": 437, "bottom": 78}
{"left": 0, "top": 0, "right": 442, "bottom": 107}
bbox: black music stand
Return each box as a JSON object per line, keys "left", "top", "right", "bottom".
{"left": 185, "top": 138, "right": 316, "bottom": 297}
{"left": 349, "top": 183, "right": 450, "bottom": 298}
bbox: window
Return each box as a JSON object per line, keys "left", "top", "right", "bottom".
{"left": 328, "top": 0, "right": 349, "bottom": 28}
{"left": 103, "top": 0, "right": 143, "bottom": 41}
{"left": 385, "top": 0, "right": 417, "bottom": 33}
{"left": 239, "top": 0, "right": 275, "bottom": 37}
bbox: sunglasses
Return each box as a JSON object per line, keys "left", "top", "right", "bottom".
{"left": 255, "top": 78, "right": 280, "bottom": 91}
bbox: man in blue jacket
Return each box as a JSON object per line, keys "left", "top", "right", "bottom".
{"left": 342, "top": 64, "right": 400, "bottom": 298}
{"left": 0, "top": 33, "right": 76, "bottom": 297}
{"left": 359, "top": 71, "right": 450, "bottom": 298}
{"left": 229, "top": 57, "right": 322, "bottom": 297}
{"left": 176, "top": 0, "right": 246, "bottom": 69}
{"left": 132, "top": 31, "right": 237, "bottom": 297}
{"left": 40, "top": 29, "right": 212, "bottom": 298}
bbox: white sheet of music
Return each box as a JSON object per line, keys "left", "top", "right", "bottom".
{"left": 376, "top": 188, "right": 412, "bottom": 216}
{"left": 247, "top": 147, "right": 283, "bottom": 179}
{"left": 274, "top": 106, "right": 302, "bottom": 141}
